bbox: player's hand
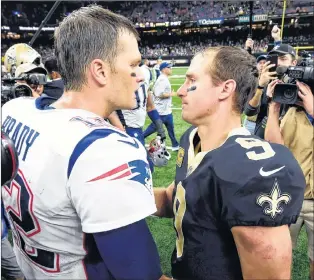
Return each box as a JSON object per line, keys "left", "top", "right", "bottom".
{"left": 296, "top": 81, "right": 314, "bottom": 117}
{"left": 258, "top": 61, "right": 277, "bottom": 87}
{"left": 155, "top": 135, "right": 163, "bottom": 147}
{"left": 157, "top": 132, "right": 166, "bottom": 144}
{"left": 271, "top": 25, "right": 281, "bottom": 41}
{"left": 245, "top": 38, "right": 254, "bottom": 50}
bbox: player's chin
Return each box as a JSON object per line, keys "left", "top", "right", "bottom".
{"left": 123, "top": 98, "right": 137, "bottom": 110}
{"left": 181, "top": 111, "right": 192, "bottom": 123}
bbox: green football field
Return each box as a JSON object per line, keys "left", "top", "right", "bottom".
{"left": 143, "top": 67, "right": 309, "bottom": 279}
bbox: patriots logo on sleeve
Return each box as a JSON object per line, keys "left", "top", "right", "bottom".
{"left": 87, "top": 160, "right": 152, "bottom": 194}
{"left": 70, "top": 116, "right": 108, "bottom": 128}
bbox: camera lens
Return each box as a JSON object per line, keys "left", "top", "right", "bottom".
{"left": 14, "top": 84, "right": 33, "bottom": 98}
{"left": 284, "top": 89, "right": 294, "bottom": 99}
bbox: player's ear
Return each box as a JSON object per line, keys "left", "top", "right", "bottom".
{"left": 219, "top": 79, "right": 237, "bottom": 101}
{"left": 89, "top": 59, "right": 109, "bottom": 86}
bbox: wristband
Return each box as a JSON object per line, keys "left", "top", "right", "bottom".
{"left": 257, "top": 85, "right": 264, "bottom": 90}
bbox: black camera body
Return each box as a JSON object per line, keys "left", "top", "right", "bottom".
{"left": 273, "top": 54, "right": 314, "bottom": 104}
{"left": 1, "top": 73, "right": 47, "bottom": 106}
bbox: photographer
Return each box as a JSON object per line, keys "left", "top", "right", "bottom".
{"left": 244, "top": 44, "right": 298, "bottom": 138}
{"left": 14, "top": 62, "right": 47, "bottom": 98}
{"left": 265, "top": 80, "right": 314, "bottom": 280}
{"left": 243, "top": 54, "right": 267, "bottom": 133}
{"left": 2, "top": 43, "right": 47, "bottom": 105}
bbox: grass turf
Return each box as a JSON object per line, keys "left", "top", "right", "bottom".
{"left": 144, "top": 67, "right": 309, "bottom": 279}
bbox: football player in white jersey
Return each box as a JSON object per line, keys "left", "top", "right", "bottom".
{"left": 153, "top": 57, "right": 163, "bottom": 80}
{"left": 140, "top": 58, "right": 152, "bottom": 88}
{"left": 2, "top": 5, "right": 169, "bottom": 280}
{"left": 115, "top": 74, "right": 166, "bottom": 171}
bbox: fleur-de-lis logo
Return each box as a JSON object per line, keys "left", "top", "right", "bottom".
{"left": 256, "top": 179, "right": 291, "bottom": 219}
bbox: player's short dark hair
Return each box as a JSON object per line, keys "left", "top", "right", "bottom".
{"left": 54, "top": 5, "right": 139, "bottom": 91}
{"left": 44, "top": 56, "right": 59, "bottom": 74}
{"left": 202, "top": 46, "right": 258, "bottom": 114}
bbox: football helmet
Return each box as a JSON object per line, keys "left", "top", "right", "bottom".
{"left": 4, "top": 43, "right": 43, "bottom": 77}
{"left": 147, "top": 136, "right": 171, "bottom": 167}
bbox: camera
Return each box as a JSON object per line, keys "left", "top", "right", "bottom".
{"left": 1, "top": 73, "right": 47, "bottom": 106}
{"left": 273, "top": 53, "right": 314, "bottom": 104}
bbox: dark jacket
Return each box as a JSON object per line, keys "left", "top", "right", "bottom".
{"left": 43, "top": 79, "right": 64, "bottom": 100}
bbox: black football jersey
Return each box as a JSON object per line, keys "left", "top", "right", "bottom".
{"left": 171, "top": 126, "right": 306, "bottom": 280}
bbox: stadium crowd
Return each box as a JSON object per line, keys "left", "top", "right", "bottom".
{"left": 1, "top": 1, "right": 314, "bottom": 26}
{"left": 1, "top": 25, "right": 313, "bottom": 60}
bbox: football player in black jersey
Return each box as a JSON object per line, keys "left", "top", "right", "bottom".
{"left": 154, "top": 46, "right": 306, "bottom": 280}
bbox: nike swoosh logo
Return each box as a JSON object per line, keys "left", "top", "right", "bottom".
{"left": 259, "top": 166, "right": 285, "bottom": 177}
{"left": 118, "top": 139, "right": 139, "bottom": 149}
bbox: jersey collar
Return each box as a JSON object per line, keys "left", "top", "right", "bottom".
{"left": 227, "top": 127, "right": 251, "bottom": 138}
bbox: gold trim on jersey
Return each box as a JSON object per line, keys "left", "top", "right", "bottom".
{"left": 176, "top": 147, "right": 185, "bottom": 167}
{"left": 186, "top": 127, "right": 251, "bottom": 177}
{"left": 173, "top": 181, "right": 186, "bottom": 258}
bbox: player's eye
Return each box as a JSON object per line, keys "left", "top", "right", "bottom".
{"left": 131, "top": 62, "right": 140, "bottom": 67}
{"left": 188, "top": 78, "right": 196, "bottom": 84}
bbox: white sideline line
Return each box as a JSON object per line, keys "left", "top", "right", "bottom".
{"left": 172, "top": 107, "right": 182, "bottom": 110}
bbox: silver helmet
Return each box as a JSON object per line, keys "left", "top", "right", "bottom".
{"left": 147, "top": 136, "right": 171, "bottom": 167}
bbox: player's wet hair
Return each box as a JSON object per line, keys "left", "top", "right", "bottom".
{"left": 199, "top": 46, "right": 259, "bottom": 114}
{"left": 54, "top": 5, "right": 139, "bottom": 91}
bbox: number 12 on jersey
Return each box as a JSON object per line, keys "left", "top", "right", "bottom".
{"left": 173, "top": 182, "right": 186, "bottom": 259}
{"left": 3, "top": 169, "right": 60, "bottom": 273}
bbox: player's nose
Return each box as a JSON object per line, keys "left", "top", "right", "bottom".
{"left": 177, "top": 83, "right": 188, "bottom": 98}
{"left": 135, "top": 68, "right": 144, "bottom": 83}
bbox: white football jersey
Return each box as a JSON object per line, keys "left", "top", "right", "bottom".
{"left": 140, "top": 65, "right": 151, "bottom": 88}
{"left": 1, "top": 97, "right": 156, "bottom": 279}
{"left": 121, "top": 82, "right": 148, "bottom": 128}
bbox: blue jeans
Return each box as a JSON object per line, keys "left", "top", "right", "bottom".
{"left": 243, "top": 119, "right": 256, "bottom": 135}
{"left": 125, "top": 126, "right": 154, "bottom": 173}
{"left": 143, "top": 113, "right": 179, "bottom": 148}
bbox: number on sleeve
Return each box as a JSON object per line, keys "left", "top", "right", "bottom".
{"left": 3, "top": 170, "right": 60, "bottom": 273}
{"left": 133, "top": 84, "right": 147, "bottom": 110}
{"left": 235, "top": 137, "right": 275, "bottom": 160}
{"left": 141, "top": 84, "right": 147, "bottom": 107}
{"left": 134, "top": 89, "right": 141, "bottom": 110}
{"left": 173, "top": 182, "right": 186, "bottom": 259}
